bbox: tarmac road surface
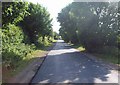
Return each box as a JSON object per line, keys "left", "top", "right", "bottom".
{"left": 31, "top": 40, "right": 119, "bottom": 84}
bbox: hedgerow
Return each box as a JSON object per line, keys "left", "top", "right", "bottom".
{"left": 2, "top": 24, "right": 35, "bottom": 69}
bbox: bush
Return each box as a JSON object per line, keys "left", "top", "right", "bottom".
{"left": 2, "top": 24, "right": 35, "bottom": 69}
{"left": 37, "top": 36, "right": 52, "bottom": 48}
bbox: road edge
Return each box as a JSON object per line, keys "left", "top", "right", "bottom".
{"left": 29, "top": 42, "right": 57, "bottom": 84}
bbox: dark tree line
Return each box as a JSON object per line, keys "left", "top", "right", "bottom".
{"left": 58, "top": 2, "right": 119, "bottom": 52}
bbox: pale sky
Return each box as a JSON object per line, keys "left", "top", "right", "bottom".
{"left": 27, "top": 0, "right": 73, "bottom": 33}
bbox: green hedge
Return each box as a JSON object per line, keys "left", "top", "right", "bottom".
{"left": 2, "top": 24, "right": 35, "bottom": 69}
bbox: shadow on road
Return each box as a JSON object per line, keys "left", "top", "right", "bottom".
{"left": 31, "top": 52, "right": 118, "bottom": 84}
{"left": 31, "top": 40, "right": 119, "bottom": 84}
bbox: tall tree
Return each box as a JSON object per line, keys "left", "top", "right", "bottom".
{"left": 58, "top": 2, "right": 118, "bottom": 51}
{"left": 20, "top": 3, "right": 53, "bottom": 45}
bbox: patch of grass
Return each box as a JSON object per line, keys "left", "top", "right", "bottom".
{"left": 77, "top": 46, "right": 85, "bottom": 52}
{"left": 3, "top": 49, "right": 46, "bottom": 82}
{"left": 72, "top": 44, "right": 119, "bottom": 65}
{"left": 3, "top": 40, "right": 55, "bottom": 82}
{"left": 3, "top": 38, "right": 56, "bottom": 82}
{"left": 71, "top": 44, "right": 86, "bottom": 52}
{"left": 90, "top": 46, "right": 120, "bottom": 65}
{"left": 52, "top": 40, "right": 57, "bottom": 43}
{"left": 40, "top": 42, "right": 53, "bottom": 51}
{"left": 92, "top": 53, "right": 119, "bottom": 65}
{"left": 94, "top": 48, "right": 119, "bottom": 65}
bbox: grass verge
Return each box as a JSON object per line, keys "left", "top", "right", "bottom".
{"left": 71, "top": 44, "right": 86, "bottom": 52}
{"left": 72, "top": 44, "right": 120, "bottom": 65}
{"left": 3, "top": 42, "right": 54, "bottom": 82}
{"left": 91, "top": 53, "right": 119, "bottom": 65}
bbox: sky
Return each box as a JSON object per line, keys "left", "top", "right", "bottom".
{"left": 25, "top": 0, "right": 119, "bottom": 33}
{"left": 27, "top": 0, "right": 73, "bottom": 33}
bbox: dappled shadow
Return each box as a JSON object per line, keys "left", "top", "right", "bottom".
{"left": 31, "top": 51, "right": 118, "bottom": 84}
{"left": 30, "top": 40, "right": 119, "bottom": 84}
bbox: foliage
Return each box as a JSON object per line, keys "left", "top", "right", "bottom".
{"left": 2, "top": 1, "right": 53, "bottom": 71}
{"left": 0, "top": 29, "right": 1, "bottom": 54}
{"left": 2, "top": 24, "right": 35, "bottom": 69}
{"left": 2, "top": 1, "right": 29, "bottom": 25}
{"left": 53, "top": 32, "right": 59, "bottom": 40}
{"left": 118, "top": 2, "right": 120, "bottom": 49}
{"left": 58, "top": 2, "right": 119, "bottom": 52}
{"left": 20, "top": 3, "right": 53, "bottom": 45}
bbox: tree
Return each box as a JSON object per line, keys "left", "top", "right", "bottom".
{"left": 53, "top": 32, "right": 59, "bottom": 40}
{"left": 2, "top": 1, "right": 29, "bottom": 25}
{"left": 58, "top": 2, "right": 118, "bottom": 52}
{"left": 19, "top": 3, "right": 53, "bottom": 45}
{"left": 2, "top": 1, "right": 53, "bottom": 70}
